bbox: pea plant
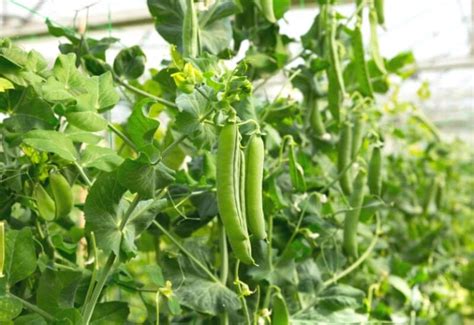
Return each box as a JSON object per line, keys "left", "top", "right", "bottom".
{"left": 0, "top": 0, "right": 473, "bottom": 324}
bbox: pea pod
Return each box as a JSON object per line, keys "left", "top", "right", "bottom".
{"left": 369, "top": 6, "right": 386, "bottom": 73}
{"left": 0, "top": 222, "right": 4, "bottom": 278}
{"left": 203, "top": 151, "right": 216, "bottom": 181}
{"left": 368, "top": 146, "right": 382, "bottom": 196}
{"left": 288, "top": 142, "right": 306, "bottom": 192}
{"left": 351, "top": 115, "right": 365, "bottom": 159}
{"left": 374, "top": 0, "right": 385, "bottom": 25}
{"left": 34, "top": 183, "right": 56, "bottom": 221}
{"left": 216, "top": 122, "right": 248, "bottom": 241}
{"left": 272, "top": 293, "right": 289, "bottom": 325}
{"left": 338, "top": 122, "right": 353, "bottom": 196}
{"left": 245, "top": 135, "right": 266, "bottom": 240}
{"left": 352, "top": 26, "right": 373, "bottom": 98}
{"left": 343, "top": 168, "right": 367, "bottom": 258}
{"left": 328, "top": 10, "right": 346, "bottom": 95}
{"left": 309, "top": 98, "right": 326, "bottom": 137}
{"left": 182, "top": 0, "right": 199, "bottom": 58}
{"left": 229, "top": 236, "right": 254, "bottom": 265}
{"left": 50, "top": 173, "right": 73, "bottom": 219}
{"left": 326, "top": 66, "right": 341, "bottom": 122}
{"left": 258, "top": 0, "right": 276, "bottom": 23}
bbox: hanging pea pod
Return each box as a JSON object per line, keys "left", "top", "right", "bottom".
{"left": 374, "top": 0, "right": 385, "bottom": 25}
{"left": 326, "top": 66, "right": 342, "bottom": 122}
{"left": 369, "top": 5, "right": 386, "bottom": 73}
{"left": 257, "top": 0, "right": 277, "bottom": 23}
{"left": 245, "top": 134, "right": 266, "bottom": 240}
{"left": 422, "top": 178, "right": 438, "bottom": 215}
{"left": 0, "top": 222, "right": 4, "bottom": 278}
{"left": 203, "top": 151, "right": 216, "bottom": 180}
{"left": 352, "top": 26, "right": 374, "bottom": 98}
{"left": 368, "top": 146, "right": 383, "bottom": 196}
{"left": 182, "top": 0, "right": 199, "bottom": 58}
{"left": 49, "top": 173, "right": 74, "bottom": 219}
{"left": 351, "top": 114, "right": 365, "bottom": 159}
{"left": 343, "top": 168, "right": 367, "bottom": 258}
{"left": 328, "top": 9, "right": 346, "bottom": 95}
{"left": 34, "top": 183, "right": 56, "bottom": 221}
{"left": 288, "top": 141, "right": 306, "bottom": 192}
{"left": 272, "top": 293, "right": 290, "bottom": 325}
{"left": 338, "top": 122, "right": 353, "bottom": 196}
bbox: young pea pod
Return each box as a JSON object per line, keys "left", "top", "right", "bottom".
{"left": 374, "top": 0, "right": 385, "bottom": 25}
{"left": 0, "top": 222, "right": 4, "bottom": 278}
{"left": 50, "top": 173, "right": 74, "bottom": 219}
{"left": 328, "top": 10, "right": 346, "bottom": 95}
{"left": 34, "top": 183, "right": 56, "bottom": 221}
{"left": 245, "top": 135, "right": 266, "bottom": 240}
{"left": 343, "top": 168, "right": 367, "bottom": 258}
{"left": 338, "top": 122, "right": 353, "bottom": 196}
{"left": 369, "top": 6, "right": 386, "bottom": 73}
{"left": 216, "top": 123, "right": 247, "bottom": 241}
{"left": 203, "top": 151, "right": 216, "bottom": 181}
{"left": 229, "top": 236, "right": 254, "bottom": 265}
{"left": 326, "top": 66, "right": 342, "bottom": 122}
{"left": 257, "top": 0, "right": 277, "bottom": 23}
{"left": 352, "top": 26, "right": 374, "bottom": 98}
{"left": 272, "top": 293, "right": 290, "bottom": 325}
{"left": 309, "top": 98, "right": 326, "bottom": 137}
{"left": 351, "top": 115, "right": 365, "bottom": 159}
{"left": 368, "top": 146, "right": 383, "bottom": 196}
{"left": 182, "top": 0, "right": 199, "bottom": 58}
{"left": 288, "top": 142, "right": 306, "bottom": 192}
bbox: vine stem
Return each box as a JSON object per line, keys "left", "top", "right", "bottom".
{"left": 73, "top": 161, "right": 93, "bottom": 187}
{"left": 107, "top": 123, "right": 138, "bottom": 152}
{"left": 114, "top": 77, "right": 178, "bottom": 110}
{"left": 234, "top": 261, "right": 251, "bottom": 325}
{"left": 8, "top": 292, "right": 56, "bottom": 321}
{"left": 152, "top": 220, "right": 221, "bottom": 284}
{"left": 82, "top": 195, "right": 142, "bottom": 325}
{"left": 219, "top": 221, "right": 229, "bottom": 325}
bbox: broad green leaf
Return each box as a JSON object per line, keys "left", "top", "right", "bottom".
{"left": 81, "top": 145, "right": 124, "bottom": 172}
{"left": 319, "top": 285, "right": 365, "bottom": 311}
{"left": 42, "top": 77, "right": 76, "bottom": 101}
{"left": 144, "top": 265, "right": 165, "bottom": 286}
{"left": 12, "top": 314, "right": 47, "bottom": 324}
{"left": 66, "top": 111, "right": 108, "bottom": 131}
{"left": 0, "top": 296, "right": 22, "bottom": 321}
{"left": 85, "top": 172, "right": 168, "bottom": 257}
{"left": 65, "top": 125, "right": 102, "bottom": 144}
{"left": 293, "top": 308, "right": 368, "bottom": 324}
{"left": 117, "top": 156, "right": 175, "bottom": 199}
{"left": 125, "top": 99, "right": 160, "bottom": 151}
{"left": 23, "top": 130, "right": 78, "bottom": 161}
{"left": 388, "top": 275, "right": 412, "bottom": 300}
{"left": 0, "top": 77, "right": 13, "bottom": 92}
{"left": 90, "top": 302, "right": 130, "bottom": 325}
{"left": 36, "top": 268, "right": 83, "bottom": 314}
{"left": 75, "top": 72, "right": 120, "bottom": 112}
{"left": 114, "top": 46, "right": 146, "bottom": 80}
{"left": 5, "top": 228, "right": 37, "bottom": 285}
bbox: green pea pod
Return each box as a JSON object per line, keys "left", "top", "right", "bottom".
{"left": 328, "top": 10, "right": 346, "bottom": 95}
{"left": 343, "top": 168, "right": 367, "bottom": 258}
{"left": 351, "top": 116, "right": 365, "bottom": 159}
{"left": 272, "top": 293, "right": 289, "bottom": 325}
{"left": 50, "top": 173, "right": 73, "bottom": 219}
{"left": 369, "top": 6, "right": 386, "bottom": 73}
{"left": 216, "top": 122, "right": 248, "bottom": 241}
{"left": 238, "top": 149, "right": 248, "bottom": 234}
{"left": 326, "top": 66, "right": 341, "bottom": 122}
{"left": 182, "top": 0, "right": 199, "bottom": 58}
{"left": 309, "top": 98, "right": 326, "bottom": 137}
{"left": 375, "top": 0, "right": 385, "bottom": 25}
{"left": 435, "top": 179, "right": 444, "bottom": 209}
{"left": 228, "top": 236, "right": 254, "bottom": 265}
{"left": 245, "top": 135, "right": 266, "bottom": 240}
{"left": 0, "top": 222, "right": 4, "bottom": 278}
{"left": 288, "top": 142, "right": 306, "bottom": 192}
{"left": 34, "top": 183, "right": 56, "bottom": 221}
{"left": 352, "top": 26, "right": 374, "bottom": 98}
{"left": 338, "top": 122, "right": 353, "bottom": 196}
{"left": 368, "top": 146, "right": 382, "bottom": 196}
{"left": 422, "top": 178, "right": 438, "bottom": 215}
{"left": 258, "top": 0, "right": 276, "bottom": 23}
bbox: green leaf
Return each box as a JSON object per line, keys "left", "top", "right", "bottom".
{"left": 144, "top": 265, "right": 165, "bottom": 286}
{"left": 5, "top": 228, "right": 37, "bottom": 285}
{"left": 0, "top": 296, "right": 22, "bottom": 321}
{"left": 117, "top": 156, "right": 175, "bottom": 199}
{"left": 23, "top": 130, "right": 78, "bottom": 161}
{"left": 85, "top": 172, "right": 168, "bottom": 257}
{"left": 90, "top": 302, "right": 130, "bottom": 325}
{"left": 0, "top": 77, "right": 14, "bottom": 92}
{"left": 114, "top": 46, "right": 146, "bottom": 80}
{"left": 388, "top": 275, "right": 412, "bottom": 300}
{"left": 81, "top": 145, "right": 124, "bottom": 172}
{"left": 75, "top": 72, "right": 120, "bottom": 112}
{"left": 65, "top": 125, "right": 102, "bottom": 144}
{"left": 13, "top": 314, "right": 47, "bottom": 325}
{"left": 293, "top": 308, "right": 368, "bottom": 324}
{"left": 125, "top": 99, "right": 160, "bottom": 151}
{"left": 319, "top": 285, "right": 365, "bottom": 311}
{"left": 66, "top": 111, "right": 108, "bottom": 132}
